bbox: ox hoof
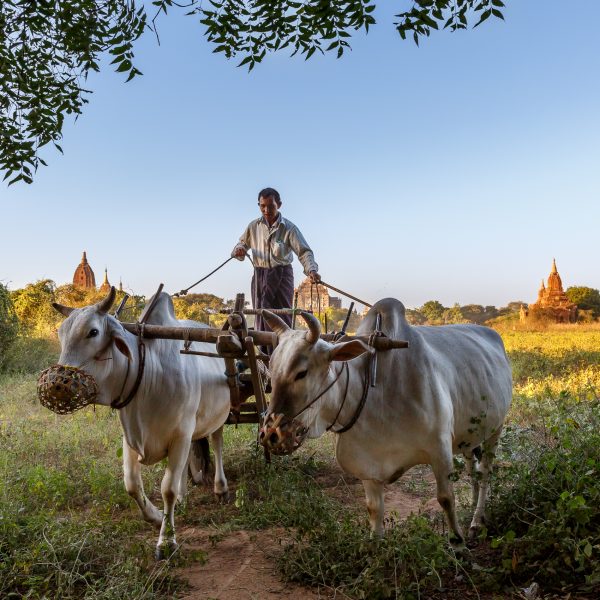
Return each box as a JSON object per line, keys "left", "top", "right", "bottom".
{"left": 145, "top": 513, "right": 164, "bottom": 530}
{"left": 215, "top": 489, "right": 230, "bottom": 504}
{"left": 155, "top": 541, "right": 179, "bottom": 561}
{"left": 449, "top": 533, "right": 467, "bottom": 552}
{"left": 468, "top": 525, "right": 482, "bottom": 541}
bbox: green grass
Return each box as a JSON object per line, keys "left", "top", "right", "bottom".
{"left": 2, "top": 329, "right": 600, "bottom": 598}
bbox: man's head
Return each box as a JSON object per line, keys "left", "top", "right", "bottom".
{"left": 258, "top": 187, "right": 281, "bottom": 225}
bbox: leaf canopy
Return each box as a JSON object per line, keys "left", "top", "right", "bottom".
{"left": 0, "top": 0, "right": 505, "bottom": 184}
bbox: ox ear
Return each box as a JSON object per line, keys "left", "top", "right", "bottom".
{"left": 261, "top": 310, "right": 290, "bottom": 337}
{"left": 329, "top": 339, "right": 373, "bottom": 362}
{"left": 107, "top": 319, "right": 133, "bottom": 361}
{"left": 96, "top": 286, "right": 116, "bottom": 314}
{"left": 52, "top": 302, "right": 75, "bottom": 317}
{"left": 113, "top": 337, "right": 133, "bottom": 361}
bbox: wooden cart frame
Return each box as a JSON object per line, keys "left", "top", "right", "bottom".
{"left": 120, "top": 292, "right": 409, "bottom": 431}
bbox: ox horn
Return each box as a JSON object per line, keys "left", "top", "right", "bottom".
{"left": 261, "top": 310, "right": 290, "bottom": 337}
{"left": 96, "top": 286, "right": 116, "bottom": 314}
{"left": 52, "top": 302, "right": 75, "bottom": 317}
{"left": 300, "top": 311, "right": 321, "bottom": 345}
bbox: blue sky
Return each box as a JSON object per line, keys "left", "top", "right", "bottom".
{"left": 1, "top": 0, "right": 598, "bottom": 309}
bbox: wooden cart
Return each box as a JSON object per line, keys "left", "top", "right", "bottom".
{"left": 120, "top": 292, "right": 408, "bottom": 431}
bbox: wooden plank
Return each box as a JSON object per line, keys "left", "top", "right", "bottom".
{"left": 121, "top": 323, "right": 408, "bottom": 352}
{"left": 226, "top": 412, "right": 260, "bottom": 424}
{"left": 120, "top": 322, "right": 276, "bottom": 347}
{"left": 244, "top": 336, "right": 267, "bottom": 416}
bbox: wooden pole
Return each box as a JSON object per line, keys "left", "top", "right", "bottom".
{"left": 120, "top": 323, "right": 408, "bottom": 351}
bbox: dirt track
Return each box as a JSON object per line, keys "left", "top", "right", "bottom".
{"left": 176, "top": 467, "right": 440, "bottom": 599}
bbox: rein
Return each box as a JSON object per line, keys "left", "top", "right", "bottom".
{"left": 328, "top": 353, "right": 372, "bottom": 434}
{"left": 290, "top": 353, "right": 373, "bottom": 434}
{"left": 110, "top": 336, "right": 146, "bottom": 410}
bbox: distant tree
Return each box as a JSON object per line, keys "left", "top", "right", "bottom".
{"left": 442, "top": 303, "right": 465, "bottom": 324}
{"left": 0, "top": 282, "right": 19, "bottom": 368}
{"left": 11, "top": 279, "right": 58, "bottom": 336}
{"left": 566, "top": 286, "right": 600, "bottom": 318}
{"left": 460, "top": 303, "right": 499, "bottom": 324}
{"left": 498, "top": 301, "right": 527, "bottom": 316}
{"left": 173, "top": 293, "right": 228, "bottom": 326}
{"left": 419, "top": 300, "right": 446, "bottom": 323}
{"left": 405, "top": 308, "right": 426, "bottom": 325}
{"left": 1, "top": 0, "right": 506, "bottom": 184}
{"left": 309, "top": 306, "right": 362, "bottom": 334}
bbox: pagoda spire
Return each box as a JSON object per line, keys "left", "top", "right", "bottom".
{"left": 551, "top": 258, "right": 557, "bottom": 274}
{"left": 99, "top": 267, "right": 111, "bottom": 293}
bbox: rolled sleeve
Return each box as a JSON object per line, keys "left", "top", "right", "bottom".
{"left": 289, "top": 225, "right": 318, "bottom": 275}
{"left": 232, "top": 226, "right": 251, "bottom": 260}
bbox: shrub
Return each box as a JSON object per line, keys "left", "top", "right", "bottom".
{"left": 486, "top": 397, "right": 600, "bottom": 593}
{"left": 0, "top": 282, "right": 19, "bottom": 370}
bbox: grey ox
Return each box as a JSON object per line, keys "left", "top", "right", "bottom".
{"left": 53, "top": 287, "right": 231, "bottom": 558}
{"left": 260, "top": 298, "right": 512, "bottom": 544}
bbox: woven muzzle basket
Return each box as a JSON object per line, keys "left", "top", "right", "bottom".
{"left": 37, "top": 365, "right": 99, "bottom": 415}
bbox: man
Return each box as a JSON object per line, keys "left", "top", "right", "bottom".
{"left": 232, "top": 187, "right": 321, "bottom": 331}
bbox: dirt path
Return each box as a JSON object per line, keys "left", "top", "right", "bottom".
{"left": 176, "top": 467, "right": 441, "bottom": 599}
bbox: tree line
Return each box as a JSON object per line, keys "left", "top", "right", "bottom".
{"left": 2, "top": 279, "right": 599, "bottom": 371}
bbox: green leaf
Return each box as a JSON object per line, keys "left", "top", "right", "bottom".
{"left": 116, "top": 60, "right": 133, "bottom": 72}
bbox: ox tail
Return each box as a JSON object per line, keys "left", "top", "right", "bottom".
{"left": 189, "top": 437, "right": 213, "bottom": 486}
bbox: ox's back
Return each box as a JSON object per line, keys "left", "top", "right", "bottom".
{"left": 352, "top": 298, "right": 511, "bottom": 454}
{"left": 120, "top": 293, "right": 230, "bottom": 453}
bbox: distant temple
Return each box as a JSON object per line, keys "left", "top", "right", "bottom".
{"left": 295, "top": 277, "right": 342, "bottom": 311}
{"left": 73, "top": 251, "right": 96, "bottom": 289}
{"left": 99, "top": 268, "right": 111, "bottom": 293}
{"left": 72, "top": 252, "right": 116, "bottom": 292}
{"left": 521, "top": 259, "right": 577, "bottom": 323}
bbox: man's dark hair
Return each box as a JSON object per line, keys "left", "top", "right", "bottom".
{"left": 258, "top": 187, "right": 281, "bottom": 207}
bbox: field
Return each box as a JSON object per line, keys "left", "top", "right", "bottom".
{"left": 1, "top": 327, "right": 599, "bottom": 599}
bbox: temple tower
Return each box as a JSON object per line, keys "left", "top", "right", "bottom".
{"left": 99, "top": 268, "right": 111, "bottom": 293}
{"left": 73, "top": 251, "right": 96, "bottom": 289}
{"left": 524, "top": 259, "right": 577, "bottom": 323}
{"left": 294, "top": 277, "right": 342, "bottom": 311}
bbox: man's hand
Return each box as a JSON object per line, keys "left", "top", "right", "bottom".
{"left": 309, "top": 270, "right": 321, "bottom": 283}
{"left": 233, "top": 246, "right": 246, "bottom": 260}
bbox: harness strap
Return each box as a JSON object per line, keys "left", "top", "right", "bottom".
{"left": 291, "top": 353, "right": 373, "bottom": 435}
{"left": 330, "top": 353, "right": 372, "bottom": 434}
{"left": 290, "top": 363, "right": 346, "bottom": 421}
{"left": 110, "top": 338, "right": 146, "bottom": 410}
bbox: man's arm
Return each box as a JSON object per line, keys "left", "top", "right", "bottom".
{"left": 289, "top": 225, "right": 320, "bottom": 281}
{"left": 232, "top": 224, "right": 251, "bottom": 260}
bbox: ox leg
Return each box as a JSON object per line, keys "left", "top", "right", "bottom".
{"left": 178, "top": 463, "right": 188, "bottom": 503}
{"left": 156, "top": 436, "right": 191, "bottom": 560}
{"left": 431, "top": 447, "right": 465, "bottom": 546}
{"left": 469, "top": 429, "right": 502, "bottom": 540}
{"left": 122, "top": 437, "right": 162, "bottom": 528}
{"left": 363, "top": 480, "right": 385, "bottom": 537}
{"left": 464, "top": 452, "right": 480, "bottom": 509}
{"left": 210, "top": 427, "right": 229, "bottom": 501}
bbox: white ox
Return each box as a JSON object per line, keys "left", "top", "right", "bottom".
{"left": 52, "top": 287, "right": 231, "bottom": 558}
{"left": 260, "top": 298, "right": 512, "bottom": 544}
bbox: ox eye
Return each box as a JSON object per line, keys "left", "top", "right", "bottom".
{"left": 87, "top": 328, "right": 99, "bottom": 338}
{"left": 295, "top": 370, "right": 308, "bottom": 381}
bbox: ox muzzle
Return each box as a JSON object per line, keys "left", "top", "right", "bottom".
{"left": 37, "top": 364, "right": 98, "bottom": 415}
{"left": 259, "top": 412, "right": 309, "bottom": 455}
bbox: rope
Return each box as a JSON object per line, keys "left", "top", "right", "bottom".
{"left": 173, "top": 256, "right": 236, "bottom": 297}
{"left": 318, "top": 280, "right": 372, "bottom": 308}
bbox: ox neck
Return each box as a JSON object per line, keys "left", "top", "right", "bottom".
{"left": 110, "top": 330, "right": 146, "bottom": 410}
{"left": 316, "top": 353, "right": 372, "bottom": 435}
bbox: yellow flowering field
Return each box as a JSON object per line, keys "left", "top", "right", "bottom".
{"left": 498, "top": 326, "right": 600, "bottom": 421}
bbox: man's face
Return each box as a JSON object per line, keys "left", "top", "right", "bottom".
{"left": 258, "top": 195, "right": 280, "bottom": 225}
